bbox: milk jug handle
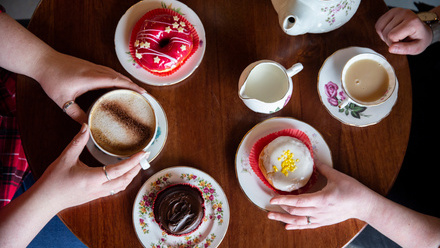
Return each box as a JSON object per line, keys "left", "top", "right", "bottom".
{"left": 286, "top": 63, "right": 303, "bottom": 77}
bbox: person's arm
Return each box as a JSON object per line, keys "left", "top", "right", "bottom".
{"left": 364, "top": 189, "right": 440, "bottom": 248}
{"left": 267, "top": 162, "right": 440, "bottom": 248}
{"left": 0, "top": 12, "right": 146, "bottom": 123}
{"left": 0, "top": 124, "right": 146, "bottom": 248}
{"left": 375, "top": 6, "right": 440, "bottom": 55}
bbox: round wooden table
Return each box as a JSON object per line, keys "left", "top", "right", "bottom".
{"left": 16, "top": 0, "right": 412, "bottom": 247}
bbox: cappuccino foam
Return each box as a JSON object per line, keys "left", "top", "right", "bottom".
{"left": 89, "top": 90, "right": 155, "bottom": 157}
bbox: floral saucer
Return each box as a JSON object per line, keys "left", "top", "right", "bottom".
{"left": 133, "top": 166, "right": 229, "bottom": 248}
{"left": 317, "top": 46, "right": 399, "bottom": 127}
{"left": 235, "top": 117, "right": 332, "bottom": 212}
{"left": 86, "top": 93, "right": 168, "bottom": 166}
{"left": 115, "top": 0, "right": 206, "bottom": 86}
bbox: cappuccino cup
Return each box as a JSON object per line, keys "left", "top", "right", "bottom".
{"left": 88, "top": 89, "right": 158, "bottom": 170}
{"left": 339, "top": 53, "right": 396, "bottom": 108}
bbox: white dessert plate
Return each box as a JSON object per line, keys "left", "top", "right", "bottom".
{"left": 235, "top": 117, "right": 333, "bottom": 212}
{"left": 115, "top": 0, "right": 206, "bottom": 86}
{"left": 317, "top": 46, "right": 399, "bottom": 127}
{"left": 86, "top": 93, "right": 167, "bottom": 165}
{"left": 133, "top": 166, "right": 229, "bottom": 248}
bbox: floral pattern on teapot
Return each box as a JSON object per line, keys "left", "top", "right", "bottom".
{"left": 321, "top": 0, "right": 357, "bottom": 25}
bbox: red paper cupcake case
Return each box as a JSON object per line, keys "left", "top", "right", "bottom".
{"left": 152, "top": 183, "right": 206, "bottom": 237}
{"left": 129, "top": 8, "right": 200, "bottom": 77}
{"left": 249, "top": 129, "right": 318, "bottom": 195}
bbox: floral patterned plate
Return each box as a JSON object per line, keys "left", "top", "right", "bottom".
{"left": 317, "top": 46, "right": 399, "bottom": 127}
{"left": 115, "top": 0, "right": 206, "bottom": 86}
{"left": 235, "top": 117, "right": 332, "bottom": 212}
{"left": 86, "top": 93, "right": 168, "bottom": 166}
{"left": 133, "top": 166, "right": 229, "bottom": 248}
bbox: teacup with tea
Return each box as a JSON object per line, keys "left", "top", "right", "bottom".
{"left": 339, "top": 53, "right": 396, "bottom": 108}
{"left": 88, "top": 89, "right": 158, "bottom": 169}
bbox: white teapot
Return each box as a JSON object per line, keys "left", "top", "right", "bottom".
{"left": 271, "top": 0, "right": 361, "bottom": 36}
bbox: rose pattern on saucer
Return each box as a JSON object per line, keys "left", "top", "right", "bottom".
{"left": 324, "top": 81, "right": 371, "bottom": 119}
{"left": 321, "top": 0, "right": 356, "bottom": 25}
{"left": 137, "top": 172, "right": 224, "bottom": 248}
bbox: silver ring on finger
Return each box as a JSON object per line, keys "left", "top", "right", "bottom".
{"left": 103, "top": 166, "right": 111, "bottom": 181}
{"left": 110, "top": 190, "right": 115, "bottom": 196}
{"left": 306, "top": 216, "right": 312, "bottom": 225}
{"left": 62, "top": 100, "right": 75, "bottom": 112}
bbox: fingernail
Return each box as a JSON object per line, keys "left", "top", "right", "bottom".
{"left": 81, "top": 123, "right": 88, "bottom": 134}
{"left": 267, "top": 213, "right": 275, "bottom": 219}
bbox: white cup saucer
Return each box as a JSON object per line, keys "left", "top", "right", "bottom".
{"left": 317, "top": 46, "right": 399, "bottom": 127}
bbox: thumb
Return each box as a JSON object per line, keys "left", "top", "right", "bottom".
{"left": 64, "top": 102, "right": 88, "bottom": 124}
{"left": 62, "top": 123, "right": 90, "bottom": 160}
{"left": 314, "top": 160, "right": 337, "bottom": 178}
{"left": 388, "top": 41, "right": 425, "bottom": 55}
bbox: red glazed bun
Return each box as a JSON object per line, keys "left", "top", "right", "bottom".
{"left": 130, "top": 8, "right": 199, "bottom": 76}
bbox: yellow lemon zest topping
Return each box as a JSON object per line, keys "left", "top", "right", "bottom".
{"left": 278, "top": 150, "right": 298, "bottom": 176}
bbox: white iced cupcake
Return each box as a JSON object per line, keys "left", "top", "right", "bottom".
{"left": 258, "top": 136, "right": 314, "bottom": 192}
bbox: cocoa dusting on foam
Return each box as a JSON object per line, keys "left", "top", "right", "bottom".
{"left": 100, "top": 100, "right": 152, "bottom": 154}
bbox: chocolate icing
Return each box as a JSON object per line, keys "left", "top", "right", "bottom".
{"left": 153, "top": 184, "right": 205, "bottom": 236}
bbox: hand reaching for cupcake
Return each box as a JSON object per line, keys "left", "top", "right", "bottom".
{"left": 267, "top": 161, "right": 373, "bottom": 229}
{"left": 267, "top": 161, "right": 440, "bottom": 248}
{"left": 0, "top": 12, "right": 146, "bottom": 124}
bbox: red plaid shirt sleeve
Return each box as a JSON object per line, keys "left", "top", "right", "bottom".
{"left": 0, "top": 68, "right": 29, "bottom": 208}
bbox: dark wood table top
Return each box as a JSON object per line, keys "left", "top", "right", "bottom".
{"left": 16, "top": 0, "right": 412, "bottom": 247}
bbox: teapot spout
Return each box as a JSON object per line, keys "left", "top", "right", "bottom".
{"left": 278, "top": 0, "right": 313, "bottom": 36}
{"left": 283, "top": 15, "right": 296, "bottom": 31}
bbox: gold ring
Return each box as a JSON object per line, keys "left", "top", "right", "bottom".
{"left": 62, "top": 100, "right": 75, "bottom": 112}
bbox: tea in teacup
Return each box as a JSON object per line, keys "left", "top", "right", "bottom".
{"left": 340, "top": 53, "right": 396, "bottom": 107}
{"left": 344, "top": 58, "right": 389, "bottom": 102}
{"left": 88, "top": 89, "right": 157, "bottom": 158}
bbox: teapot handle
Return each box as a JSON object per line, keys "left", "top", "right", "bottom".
{"left": 286, "top": 63, "right": 303, "bottom": 77}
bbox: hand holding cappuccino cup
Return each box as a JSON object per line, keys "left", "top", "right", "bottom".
{"left": 88, "top": 89, "right": 158, "bottom": 170}
{"left": 339, "top": 53, "right": 396, "bottom": 109}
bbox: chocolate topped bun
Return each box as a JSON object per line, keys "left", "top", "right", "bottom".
{"left": 153, "top": 184, "right": 205, "bottom": 236}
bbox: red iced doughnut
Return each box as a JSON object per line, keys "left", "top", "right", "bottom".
{"left": 130, "top": 8, "right": 199, "bottom": 76}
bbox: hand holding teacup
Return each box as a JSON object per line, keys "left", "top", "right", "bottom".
{"left": 88, "top": 89, "right": 158, "bottom": 170}
{"left": 35, "top": 52, "right": 146, "bottom": 123}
